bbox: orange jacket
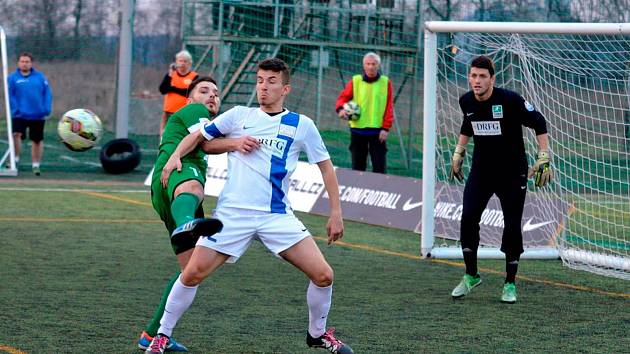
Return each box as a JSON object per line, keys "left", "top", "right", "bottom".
{"left": 160, "top": 71, "right": 198, "bottom": 113}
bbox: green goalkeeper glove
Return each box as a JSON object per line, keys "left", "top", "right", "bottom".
{"left": 528, "top": 150, "right": 552, "bottom": 187}
{"left": 449, "top": 144, "right": 466, "bottom": 182}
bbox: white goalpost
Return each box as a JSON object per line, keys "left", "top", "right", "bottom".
{"left": 421, "top": 21, "right": 630, "bottom": 280}
{"left": 0, "top": 25, "right": 17, "bottom": 176}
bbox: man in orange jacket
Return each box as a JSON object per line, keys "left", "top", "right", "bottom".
{"left": 159, "top": 50, "right": 199, "bottom": 137}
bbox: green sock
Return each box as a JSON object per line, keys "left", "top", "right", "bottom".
{"left": 145, "top": 272, "right": 180, "bottom": 336}
{"left": 171, "top": 192, "right": 200, "bottom": 227}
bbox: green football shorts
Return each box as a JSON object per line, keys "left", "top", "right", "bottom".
{"left": 151, "top": 157, "right": 206, "bottom": 255}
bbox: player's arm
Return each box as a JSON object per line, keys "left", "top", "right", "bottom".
{"left": 451, "top": 97, "right": 474, "bottom": 182}
{"left": 161, "top": 109, "right": 241, "bottom": 187}
{"left": 317, "top": 159, "right": 344, "bottom": 245}
{"left": 42, "top": 76, "right": 52, "bottom": 116}
{"left": 335, "top": 80, "right": 353, "bottom": 119}
{"left": 200, "top": 136, "right": 260, "bottom": 154}
{"left": 8, "top": 76, "right": 19, "bottom": 116}
{"left": 519, "top": 97, "right": 553, "bottom": 187}
{"left": 379, "top": 80, "right": 395, "bottom": 142}
{"left": 449, "top": 134, "right": 469, "bottom": 182}
{"left": 528, "top": 132, "right": 552, "bottom": 187}
{"left": 160, "top": 130, "right": 205, "bottom": 187}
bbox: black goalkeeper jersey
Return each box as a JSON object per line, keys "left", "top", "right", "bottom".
{"left": 458, "top": 87, "right": 547, "bottom": 175}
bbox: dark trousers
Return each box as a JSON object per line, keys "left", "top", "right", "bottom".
{"left": 349, "top": 132, "right": 387, "bottom": 173}
{"left": 460, "top": 169, "right": 527, "bottom": 258}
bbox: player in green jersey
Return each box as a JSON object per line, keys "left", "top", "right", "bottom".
{"left": 138, "top": 76, "right": 260, "bottom": 352}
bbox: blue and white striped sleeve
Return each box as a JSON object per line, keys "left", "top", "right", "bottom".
{"left": 200, "top": 106, "right": 240, "bottom": 140}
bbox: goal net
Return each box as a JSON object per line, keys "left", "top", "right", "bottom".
{"left": 421, "top": 22, "right": 630, "bottom": 280}
{"left": 0, "top": 25, "right": 17, "bottom": 176}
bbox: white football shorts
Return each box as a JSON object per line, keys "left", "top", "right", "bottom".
{"left": 196, "top": 207, "right": 311, "bottom": 263}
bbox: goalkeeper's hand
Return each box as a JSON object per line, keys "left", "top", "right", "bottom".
{"left": 449, "top": 144, "right": 466, "bottom": 182}
{"left": 528, "top": 150, "right": 553, "bottom": 187}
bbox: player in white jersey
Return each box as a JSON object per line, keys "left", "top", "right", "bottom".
{"left": 146, "top": 58, "right": 353, "bottom": 354}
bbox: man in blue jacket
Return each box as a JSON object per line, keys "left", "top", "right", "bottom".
{"left": 8, "top": 52, "right": 52, "bottom": 175}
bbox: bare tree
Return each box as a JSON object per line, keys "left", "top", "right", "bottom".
{"left": 427, "top": 0, "right": 456, "bottom": 20}
{"left": 546, "top": 0, "right": 576, "bottom": 21}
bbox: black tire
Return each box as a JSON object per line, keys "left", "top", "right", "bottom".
{"left": 99, "top": 138, "right": 142, "bottom": 174}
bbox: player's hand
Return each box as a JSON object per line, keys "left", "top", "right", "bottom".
{"left": 528, "top": 150, "right": 552, "bottom": 187}
{"left": 326, "top": 212, "right": 344, "bottom": 245}
{"left": 449, "top": 144, "right": 466, "bottom": 182}
{"left": 379, "top": 129, "right": 389, "bottom": 143}
{"left": 234, "top": 135, "right": 260, "bottom": 154}
{"left": 161, "top": 154, "right": 182, "bottom": 188}
{"left": 337, "top": 109, "right": 349, "bottom": 120}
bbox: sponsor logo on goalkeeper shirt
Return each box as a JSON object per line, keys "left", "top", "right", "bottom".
{"left": 472, "top": 121, "right": 501, "bottom": 136}
{"left": 492, "top": 105, "right": 503, "bottom": 118}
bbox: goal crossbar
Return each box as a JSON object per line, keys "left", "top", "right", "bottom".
{"left": 425, "top": 21, "right": 630, "bottom": 35}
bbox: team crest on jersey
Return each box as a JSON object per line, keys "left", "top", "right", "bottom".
{"left": 278, "top": 123, "right": 297, "bottom": 138}
{"left": 524, "top": 100, "right": 535, "bottom": 111}
{"left": 472, "top": 121, "right": 502, "bottom": 136}
{"left": 187, "top": 118, "right": 212, "bottom": 133}
{"left": 492, "top": 105, "right": 503, "bottom": 119}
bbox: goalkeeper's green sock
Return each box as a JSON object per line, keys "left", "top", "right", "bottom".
{"left": 145, "top": 272, "right": 180, "bottom": 336}
{"left": 171, "top": 193, "right": 200, "bottom": 227}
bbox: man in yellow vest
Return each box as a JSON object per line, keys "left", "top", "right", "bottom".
{"left": 335, "top": 52, "right": 394, "bottom": 173}
{"left": 159, "top": 50, "right": 199, "bottom": 137}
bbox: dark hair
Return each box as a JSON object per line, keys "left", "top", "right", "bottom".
{"left": 18, "top": 52, "right": 33, "bottom": 61}
{"left": 187, "top": 76, "right": 217, "bottom": 97}
{"left": 470, "top": 56, "right": 495, "bottom": 76}
{"left": 257, "top": 57, "right": 290, "bottom": 84}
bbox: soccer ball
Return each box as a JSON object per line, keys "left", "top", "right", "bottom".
{"left": 57, "top": 108, "right": 103, "bottom": 152}
{"left": 342, "top": 101, "right": 360, "bottom": 121}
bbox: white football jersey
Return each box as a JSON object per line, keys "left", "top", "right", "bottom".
{"left": 201, "top": 106, "right": 330, "bottom": 214}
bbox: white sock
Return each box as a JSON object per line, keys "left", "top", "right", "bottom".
{"left": 157, "top": 276, "right": 198, "bottom": 337}
{"left": 307, "top": 281, "right": 333, "bottom": 338}
{"left": 32, "top": 162, "right": 40, "bottom": 168}
{"left": 15, "top": 157, "right": 19, "bottom": 163}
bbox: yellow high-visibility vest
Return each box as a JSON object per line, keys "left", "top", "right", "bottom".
{"left": 350, "top": 74, "right": 388, "bottom": 129}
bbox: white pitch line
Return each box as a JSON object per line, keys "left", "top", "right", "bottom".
{"left": 0, "top": 186, "right": 148, "bottom": 193}
{"left": 0, "top": 139, "right": 159, "bottom": 153}
{"left": 60, "top": 155, "right": 102, "bottom": 167}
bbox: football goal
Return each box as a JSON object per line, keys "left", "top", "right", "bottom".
{"left": 421, "top": 21, "right": 630, "bottom": 280}
{"left": 0, "top": 25, "right": 17, "bottom": 176}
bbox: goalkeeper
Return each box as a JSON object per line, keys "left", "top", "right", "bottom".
{"left": 449, "top": 56, "right": 551, "bottom": 304}
{"left": 138, "top": 76, "right": 259, "bottom": 352}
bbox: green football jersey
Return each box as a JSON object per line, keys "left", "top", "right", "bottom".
{"left": 154, "top": 102, "right": 211, "bottom": 174}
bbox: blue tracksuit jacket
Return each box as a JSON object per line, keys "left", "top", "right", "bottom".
{"left": 8, "top": 68, "right": 53, "bottom": 120}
